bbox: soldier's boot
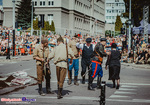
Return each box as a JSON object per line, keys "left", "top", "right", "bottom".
{"left": 57, "top": 88, "right": 63, "bottom": 99}
{"left": 97, "top": 77, "right": 101, "bottom": 89}
{"left": 46, "top": 82, "right": 54, "bottom": 94}
{"left": 112, "top": 80, "right": 116, "bottom": 88}
{"left": 88, "top": 76, "right": 94, "bottom": 90}
{"left": 82, "top": 77, "right": 85, "bottom": 84}
{"left": 38, "top": 84, "right": 45, "bottom": 96}
{"left": 68, "top": 71, "right": 72, "bottom": 85}
{"left": 74, "top": 76, "right": 79, "bottom": 86}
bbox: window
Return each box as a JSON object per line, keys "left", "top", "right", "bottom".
{"left": 51, "top": 1, "right": 54, "bottom": 5}
{"left": 34, "top": 1, "right": 37, "bottom": 6}
{"left": 115, "top": 0, "right": 119, "bottom": 2}
{"left": 48, "top": 14, "right": 53, "bottom": 25}
{"left": 43, "top": 1, "right": 45, "bottom": 6}
{"left": 40, "top": 0, "right": 45, "bottom": 6}
{"left": 48, "top": 0, "right": 54, "bottom": 6}
{"left": 40, "top": 1, "right": 42, "bottom": 6}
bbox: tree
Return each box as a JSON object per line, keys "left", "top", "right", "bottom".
{"left": 16, "top": 0, "right": 36, "bottom": 29}
{"left": 51, "top": 21, "right": 55, "bottom": 32}
{"left": 123, "top": 0, "right": 150, "bottom": 27}
{"left": 115, "top": 15, "right": 122, "bottom": 31}
{"left": 43, "top": 21, "right": 51, "bottom": 30}
{"left": 33, "top": 18, "right": 39, "bottom": 30}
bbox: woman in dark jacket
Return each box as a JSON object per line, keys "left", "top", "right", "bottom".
{"left": 105, "top": 43, "right": 121, "bottom": 89}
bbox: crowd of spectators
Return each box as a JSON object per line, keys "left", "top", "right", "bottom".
{"left": 0, "top": 26, "right": 150, "bottom": 64}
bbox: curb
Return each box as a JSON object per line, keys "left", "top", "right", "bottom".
{"left": 0, "top": 55, "right": 33, "bottom": 63}
{"left": 121, "top": 63, "right": 150, "bottom": 69}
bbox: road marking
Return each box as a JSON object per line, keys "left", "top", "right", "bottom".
{"left": 121, "top": 85, "right": 137, "bottom": 88}
{"left": 6, "top": 68, "right": 32, "bottom": 76}
{"left": 8, "top": 94, "right": 150, "bottom": 103}
{"left": 114, "top": 91, "right": 136, "bottom": 95}
{"left": 0, "top": 64, "right": 4, "bottom": 66}
{"left": 107, "top": 99, "right": 150, "bottom": 103}
{"left": 121, "top": 83, "right": 150, "bottom": 86}
{"left": 9, "top": 94, "right": 39, "bottom": 98}
{"left": 10, "top": 62, "right": 17, "bottom": 64}
{"left": 109, "top": 95, "right": 130, "bottom": 98}
{"left": 119, "top": 88, "right": 137, "bottom": 91}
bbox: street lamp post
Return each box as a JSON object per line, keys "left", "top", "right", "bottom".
{"left": 128, "top": 0, "right": 131, "bottom": 51}
{"left": 12, "top": 0, "right": 15, "bottom": 56}
{"left": 31, "top": 0, "right": 34, "bottom": 36}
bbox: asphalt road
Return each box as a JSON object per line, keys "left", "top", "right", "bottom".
{"left": 0, "top": 58, "right": 150, "bottom": 105}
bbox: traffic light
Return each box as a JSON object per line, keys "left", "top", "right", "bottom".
{"left": 38, "top": 21, "right": 42, "bottom": 28}
{"left": 121, "top": 28, "right": 125, "bottom": 34}
{"left": 38, "top": 15, "right": 45, "bottom": 28}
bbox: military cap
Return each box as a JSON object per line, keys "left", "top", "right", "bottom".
{"left": 86, "top": 38, "right": 92, "bottom": 43}
{"left": 41, "top": 37, "right": 48, "bottom": 44}
{"left": 111, "top": 43, "right": 117, "bottom": 48}
{"left": 100, "top": 38, "right": 107, "bottom": 41}
{"left": 57, "top": 36, "right": 64, "bottom": 43}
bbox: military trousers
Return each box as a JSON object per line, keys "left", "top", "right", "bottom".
{"left": 36, "top": 64, "right": 51, "bottom": 84}
{"left": 56, "top": 66, "right": 67, "bottom": 88}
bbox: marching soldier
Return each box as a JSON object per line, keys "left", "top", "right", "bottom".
{"left": 76, "top": 38, "right": 95, "bottom": 84}
{"left": 33, "top": 38, "right": 54, "bottom": 96}
{"left": 88, "top": 38, "right": 107, "bottom": 90}
{"left": 68, "top": 35, "right": 80, "bottom": 85}
{"left": 48, "top": 36, "right": 74, "bottom": 99}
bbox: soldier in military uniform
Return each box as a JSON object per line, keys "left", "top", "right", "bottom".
{"left": 88, "top": 38, "right": 107, "bottom": 90}
{"left": 68, "top": 35, "right": 80, "bottom": 85}
{"left": 48, "top": 36, "right": 74, "bottom": 99}
{"left": 33, "top": 38, "right": 54, "bottom": 96}
{"left": 76, "top": 38, "right": 95, "bottom": 84}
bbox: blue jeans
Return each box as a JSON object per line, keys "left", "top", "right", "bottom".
{"left": 68, "top": 59, "right": 79, "bottom": 76}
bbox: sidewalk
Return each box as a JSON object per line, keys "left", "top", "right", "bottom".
{"left": 0, "top": 55, "right": 33, "bottom": 63}
{"left": 121, "top": 62, "right": 150, "bottom": 69}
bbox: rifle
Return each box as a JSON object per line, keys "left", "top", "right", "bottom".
{"left": 42, "top": 47, "right": 47, "bottom": 76}
{"left": 66, "top": 38, "right": 70, "bottom": 79}
{"left": 82, "top": 63, "right": 92, "bottom": 77}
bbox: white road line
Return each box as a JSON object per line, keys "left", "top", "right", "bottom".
{"left": 119, "top": 88, "right": 137, "bottom": 91}
{"left": 121, "top": 85, "right": 137, "bottom": 88}
{"left": 9, "top": 94, "right": 39, "bottom": 98}
{"left": 121, "top": 83, "right": 150, "bottom": 86}
{"left": 8, "top": 94, "right": 150, "bottom": 103}
{"left": 109, "top": 95, "right": 130, "bottom": 98}
{"left": 107, "top": 99, "right": 150, "bottom": 103}
{"left": 6, "top": 68, "right": 32, "bottom": 76}
{"left": 10, "top": 62, "right": 17, "bottom": 64}
{"left": 0, "top": 64, "right": 4, "bottom": 66}
{"left": 114, "top": 91, "right": 136, "bottom": 95}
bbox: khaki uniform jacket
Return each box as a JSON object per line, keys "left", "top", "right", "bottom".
{"left": 68, "top": 40, "right": 79, "bottom": 59}
{"left": 33, "top": 44, "right": 49, "bottom": 65}
{"left": 48, "top": 43, "right": 74, "bottom": 68}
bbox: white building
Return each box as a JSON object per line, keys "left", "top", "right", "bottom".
{"left": 2, "top": 0, "right": 105, "bottom": 37}
{"left": 105, "top": 0, "right": 127, "bottom": 31}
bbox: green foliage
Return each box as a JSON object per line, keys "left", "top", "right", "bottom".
{"left": 123, "top": 0, "right": 150, "bottom": 27}
{"left": 33, "top": 18, "right": 39, "bottom": 30}
{"left": 115, "top": 15, "right": 122, "bottom": 31}
{"left": 16, "top": 0, "right": 36, "bottom": 29}
{"left": 51, "top": 21, "right": 55, "bottom": 32}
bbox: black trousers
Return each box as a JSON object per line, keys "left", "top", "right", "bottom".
{"left": 81, "top": 58, "right": 91, "bottom": 76}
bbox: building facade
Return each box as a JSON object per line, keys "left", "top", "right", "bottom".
{"left": 105, "top": 0, "right": 126, "bottom": 24}
{"left": 105, "top": 0, "right": 127, "bottom": 32}
{"left": 2, "top": 0, "right": 105, "bottom": 36}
